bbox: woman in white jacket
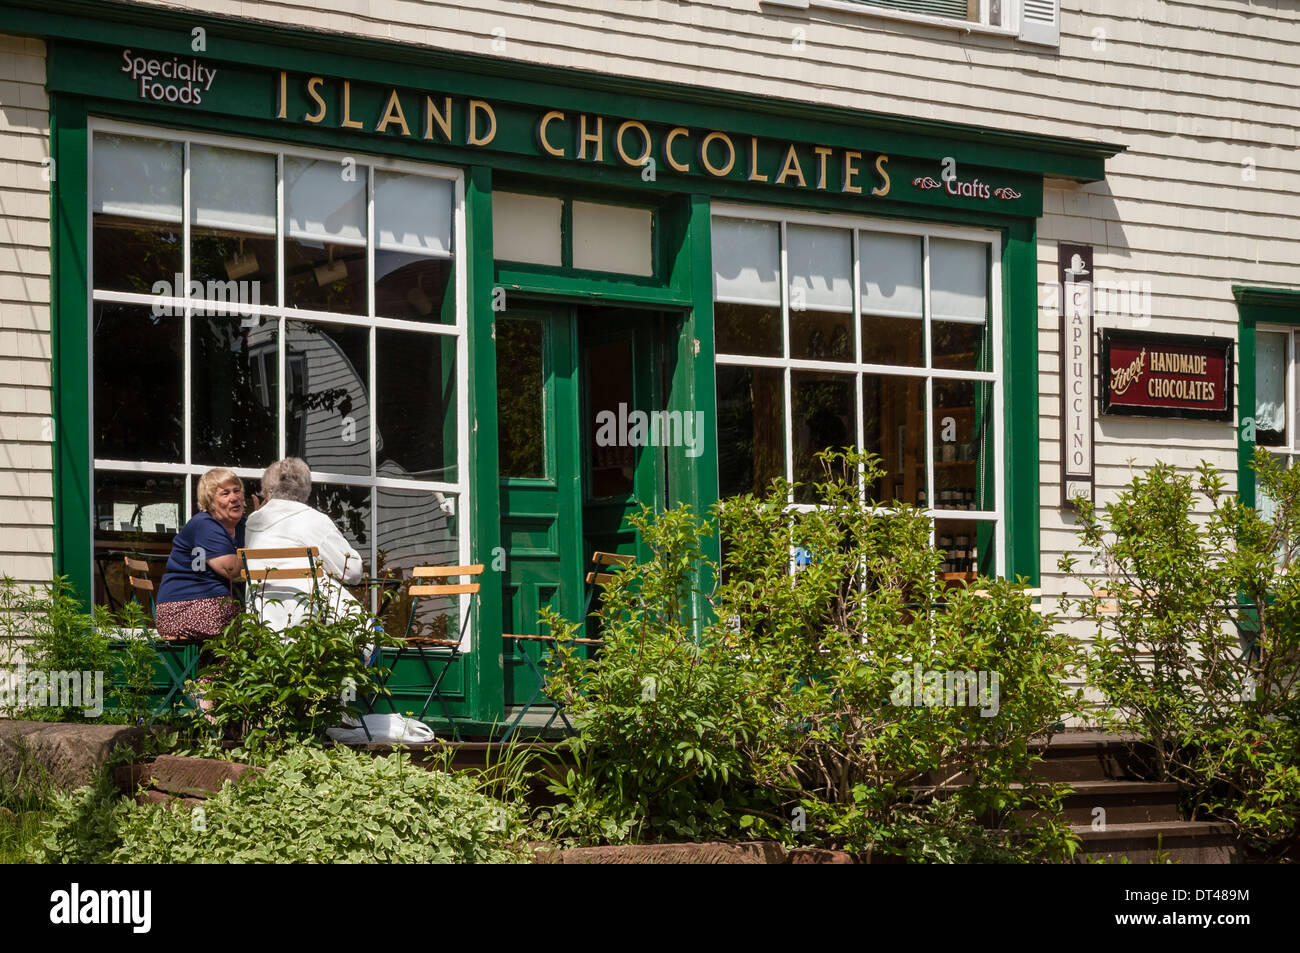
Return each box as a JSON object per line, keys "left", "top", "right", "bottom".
{"left": 244, "top": 457, "right": 365, "bottom": 631}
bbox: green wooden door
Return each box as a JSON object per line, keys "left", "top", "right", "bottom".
{"left": 496, "top": 303, "right": 668, "bottom": 706}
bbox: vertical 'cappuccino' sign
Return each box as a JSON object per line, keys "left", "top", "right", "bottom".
{"left": 1059, "top": 244, "right": 1094, "bottom": 508}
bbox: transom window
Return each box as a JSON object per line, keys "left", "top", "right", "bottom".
{"left": 711, "top": 206, "right": 1003, "bottom": 579}
{"left": 89, "top": 122, "right": 468, "bottom": 619}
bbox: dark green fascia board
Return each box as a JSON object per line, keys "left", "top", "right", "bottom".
{"left": 1232, "top": 285, "right": 1300, "bottom": 508}
{"left": 5, "top": 0, "right": 1122, "bottom": 181}
{"left": 1232, "top": 285, "right": 1300, "bottom": 314}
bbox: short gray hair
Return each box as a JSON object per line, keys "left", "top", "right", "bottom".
{"left": 261, "top": 457, "right": 312, "bottom": 504}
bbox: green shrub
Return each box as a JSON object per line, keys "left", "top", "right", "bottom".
{"left": 33, "top": 746, "right": 528, "bottom": 864}
{"left": 1061, "top": 450, "right": 1300, "bottom": 857}
{"left": 199, "top": 593, "right": 401, "bottom": 749}
{"left": 544, "top": 450, "right": 1083, "bottom": 860}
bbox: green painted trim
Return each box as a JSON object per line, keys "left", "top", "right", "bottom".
{"left": 465, "top": 165, "right": 504, "bottom": 724}
{"left": 493, "top": 270, "right": 693, "bottom": 308}
{"left": 1232, "top": 285, "right": 1300, "bottom": 508}
{"left": 50, "top": 90, "right": 92, "bottom": 599}
{"left": 1002, "top": 219, "right": 1040, "bottom": 585}
{"left": 4, "top": 0, "right": 1121, "bottom": 181}
{"left": 682, "top": 193, "right": 721, "bottom": 631}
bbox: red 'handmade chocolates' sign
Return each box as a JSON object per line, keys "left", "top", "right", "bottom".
{"left": 1100, "top": 330, "right": 1233, "bottom": 420}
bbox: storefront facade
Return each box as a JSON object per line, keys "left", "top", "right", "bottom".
{"left": 2, "top": 0, "right": 1296, "bottom": 729}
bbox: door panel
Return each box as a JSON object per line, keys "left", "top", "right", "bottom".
{"left": 496, "top": 309, "right": 582, "bottom": 707}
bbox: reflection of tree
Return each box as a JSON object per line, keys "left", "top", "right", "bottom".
{"left": 312, "top": 486, "right": 369, "bottom": 548}
{"left": 192, "top": 319, "right": 276, "bottom": 465}
{"left": 794, "top": 377, "right": 853, "bottom": 497}
{"left": 495, "top": 319, "right": 545, "bottom": 478}
{"left": 95, "top": 220, "right": 182, "bottom": 295}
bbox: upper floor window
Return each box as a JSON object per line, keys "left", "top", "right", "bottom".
{"left": 766, "top": 0, "right": 1059, "bottom": 45}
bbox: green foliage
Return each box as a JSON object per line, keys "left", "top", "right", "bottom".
{"left": 1061, "top": 449, "right": 1300, "bottom": 857}
{"left": 0, "top": 576, "right": 161, "bottom": 724}
{"left": 32, "top": 746, "right": 528, "bottom": 864}
{"left": 199, "top": 591, "right": 402, "bottom": 750}
{"left": 542, "top": 505, "right": 773, "bottom": 844}
{"left": 543, "top": 450, "right": 1083, "bottom": 860}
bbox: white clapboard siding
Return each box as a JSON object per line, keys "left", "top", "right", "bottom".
{"left": 0, "top": 34, "right": 52, "bottom": 586}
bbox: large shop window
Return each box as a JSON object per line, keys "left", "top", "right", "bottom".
{"left": 1254, "top": 326, "right": 1300, "bottom": 519}
{"left": 89, "top": 125, "right": 468, "bottom": 617}
{"left": 712, "top": 209, "right": 1002, "bottom": 578}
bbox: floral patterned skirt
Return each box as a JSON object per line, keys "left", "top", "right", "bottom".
{"left": 154, "top": 596, "right": 240, "bottom": 642}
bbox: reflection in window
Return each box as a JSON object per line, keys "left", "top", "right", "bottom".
{"left": 792, "top": 372, "right": 855, "bottom": 503}
{"left": 191, "top": 315, "right": 277, "bottom": 468}
{"left": 716, "top": 365, "right": 784, "bottom": 497}
{"left": 93, "top": 303, "right": 183, "bottom": 462}
{"left": 496, "top": 318, "right": 546, "bottom": 479}
{"left": 286, "top": 321, "right": 371, "bottom": 476}
{"left": 376, "top": 329, "right": 457, "bottom": 482}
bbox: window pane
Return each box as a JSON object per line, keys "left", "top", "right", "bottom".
{"left": 792, "top": 371, "right": 855, "bottom": 503}
{"left": 860, "top": 231, "right": 922, "bottom": 318}
{"left": 863, "top": 374, "right": 926, "bottom": 506}
{"left": 308, "top": 482, "right": 371, "bottom": 577}
{"left": 375, "top": 252, "right": 453, "bottom": 324}
{"left": 935, "top": 517, "right": 996, "bottom": 580}
{"left": 493, "top": 192, "right": 562, "bottom": 266}
{"left": 376, "top": 329, "right": 457, "bottom": 483}
{"left": 587, "top": 337, "right": 635, "bottom": 499}
{"left": 862, "top": 314, "right": 923, "bottom": 366}
{"left": 190, "top": 315, "right": 278, "bottom": 469}
{"left": 791, "top": 310, "right": 853, "bottom": 362}
{"left": 375, "top": 172, "right": 453, "bottom": 255}
{"left": 930, "top": 237, "right": 988, "bottom": 321}
{"left": 1256, "top": 331, "right": 1287, "bottom": 446}
{"left": 933, "top": 379, "right": 994, "bottom": 511}
{"left": 572, "top": 201, "right": 653, "bottom": 276}
{"left": 191, "top": 145, "right": 276, "bottom": 235}
{"left": 93, "top": 470, "right": 185, "bottom": 610}
{"left": 190, "top": 145, "right": 278, "bottom": 296}
{"left": 716, "top": 365, "right": 785, "bottom": 497}
{"left": 496, "top": 317, "right": 546, "bottom": 479}
{"left": 93, "top": 303, "right": 183, "bottom": 462}
{"left": 712, "top": 218, "right": 780, "bottom": 305}
{"left": 93, "top": 218, "right": 182, "bottom": 294}
{"left": 285, "top": 239, "right": 368, "bottom": 315}
{"left": 286, "top": 321, "right": 370, "bottom": 475}
{"left": 787, "top": 224, "right": 852, "bottom": 311}
{"left": 374, "top": 488, "right": 460, "bottom": 641}
{"left": 93, "top": 134, "right": 181, "bottom": 222}
{"left": 284, "top": 157, "right": 366, "bottom": 244}
{"left": 932, "top": 319, "right": 990, "bottom": 372}
{"left": 715, "top": 302, "right": 782, "bottom": 357}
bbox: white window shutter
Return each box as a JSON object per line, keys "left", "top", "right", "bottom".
{"left": 1019, "top": 0, "right": 1059, "bottom": 45}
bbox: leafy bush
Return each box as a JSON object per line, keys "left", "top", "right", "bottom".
{"left": 33, "top": 746, "right": 529, "bottom": 864}
{"left": 544, "top": 450, "right": 1083, "bottom": 860}
{"left": 199, "top": 590, "right": 401, "bottom": 749}
{"left": 1061, "top": 450, "right": 1300, "bottom": 857}
{"left": 0, "top": 576, "right": 158, "bottom": 724}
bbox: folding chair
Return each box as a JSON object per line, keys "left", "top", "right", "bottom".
{"left": 237, "top": 546, "right": 324, "bottom": 619}
{"left": 500, "top": 552, "right": 626, "bottom": 741}
{"left": 370, "top": 564, "right": 483, "bottom": 742}
{"left": 121, "top": 554, "right": 203, "bottom": 719}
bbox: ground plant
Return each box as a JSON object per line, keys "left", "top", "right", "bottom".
{"left": 1061, "top": 450, "right": 1300, "bottom": 858}
{"left": 31, "top": 745, "right": 528, "bottom": 864}
{"left": 545, "top": 450, "right": 1083, "bottom": 861}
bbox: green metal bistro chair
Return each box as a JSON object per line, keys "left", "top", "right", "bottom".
{"left": 500, "top": 552, "right": 627, "bottom": 741}
{"left": 370, "top": 564, "right": 483, "bottom": 742}
{"left": 121, "top": 554, "right": 203, "bottom": 719}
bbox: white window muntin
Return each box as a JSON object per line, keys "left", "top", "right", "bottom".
{"left": 88, "top": 119, "right": 471, "bottom": 629}
{"left": 711, "top": 203, "right": 1004, "bottom": 577}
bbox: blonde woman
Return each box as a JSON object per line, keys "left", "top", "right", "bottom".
{"left": 154, "top": 467, "right": 247, "bottom": 641}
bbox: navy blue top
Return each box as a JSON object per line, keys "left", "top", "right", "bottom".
{"left": 156, "top": 511, "right": 246, "bottom": 604}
